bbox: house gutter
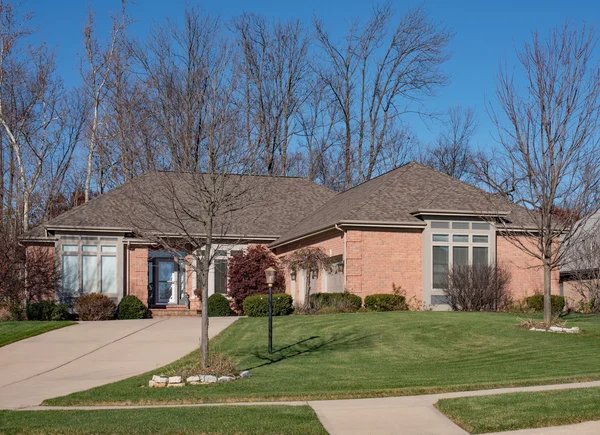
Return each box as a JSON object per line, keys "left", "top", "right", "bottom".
{"left": 334, "top": 224, "right": 347, "bottom": 290}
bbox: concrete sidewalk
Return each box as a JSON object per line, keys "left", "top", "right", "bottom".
{"left": 0, "top": 317, "right": 237, "bottom": 409}
{"left": 310, "top": 381, "right": 600, "bottom": 435}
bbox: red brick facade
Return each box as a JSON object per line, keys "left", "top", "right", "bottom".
{"left": 128, "top": 246, "right": 149, "bottom": 306}
{"left": 345, "top": 229, "right": 422, "bottom": 304}
{"left": 496, "top": 235, "right": 560, "bottom": 300}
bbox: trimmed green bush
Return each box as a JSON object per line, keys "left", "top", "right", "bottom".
{"left": 243, "top": 293, "right": 293, "bottom": 317}
{"left": 74, "top": 294, "right": 116, "bottom": 321}
{"left": 309, "top": 292, "right": 362, "bottom": 312}
{"left": 364, "top": 294, "right": 407, "bottom": 312}
{"left": 117, "top": 296, "right": 147, "bottom": 320}
{"left": 208, "top": 294, "right": 231, "bottom": 317}
{"left": 525, "top": 295, "right": 565, "bottom": 314}
{"left": 26, "top": 301, "right": 70, "bottom": 321}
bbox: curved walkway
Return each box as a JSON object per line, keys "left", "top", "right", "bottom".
{"left": 0, "top": 317, "right": 237, "bottom": 409}
{"left": 22, "top": 380, "right": 600, "bottom": 434}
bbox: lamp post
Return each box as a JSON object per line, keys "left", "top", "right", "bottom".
{"left": 265, "top": 267, "right": 276, "bottom": 354}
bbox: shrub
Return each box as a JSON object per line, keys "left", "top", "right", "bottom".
{"left": 26, "top": 300, "right": 55, "bottom": 321}
{"left": 309, "top": 292, "right": 362, "bottom": 313}
{"left": 525, "top": 294, "right": 565, "bottom": 314}
{"left": 443, "top": 264, "right": 512, "bottom": 311}
{"left": 243, "top": 293, "right": 293, "bottom": 317}
{"left": 50, "top": 303, "right": 70, "bottom": 321}
{"left": 117, "top": 296, "right": 147, "bottom": 320}
{"left": 74, "top": 294, "right": 116, "bottom": 321}
{"left": 26, "top": 301, "right": 70, "bottom": 321}
{"left": 208, "top": 294, "right": 231, "bottom": 317}
{"left": 364, "top": 294, "right": 407, "bottom": 312}
{"left": 227, "top": 245, "right": 285, "bottom": 313}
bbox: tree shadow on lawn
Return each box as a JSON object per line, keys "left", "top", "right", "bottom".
{"left": 242, "top": 332, "right": 374, "bottom": 370}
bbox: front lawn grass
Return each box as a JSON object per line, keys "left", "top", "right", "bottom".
{"left": 45, "top": 312, "right": 600, "bottom": 406}
{"left": 0, "top": 321, "right": 75, "bottom": 347}
{"left": 435, "top": 386, "right": 600, "bottom": 434}
{"left": 0, "top": 405, "right": 325, "bottom": 434}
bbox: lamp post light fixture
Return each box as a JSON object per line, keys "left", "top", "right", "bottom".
{"left": 265, "top": 267, "right": 276, "bottom": 354}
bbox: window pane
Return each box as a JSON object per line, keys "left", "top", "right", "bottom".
{"left": 82, "top": 255, "right": 98, "bottom": 293}
{"left": 432, "top": 234, "right": 449, "bottom": 242}
{"left": 453, "top": 234, "right": 469, "bottom": 243}
{"left": 473, "top": 247, "right": 489, "bottom": 266}
{"left": 101, "top": 256, "right": 117, "bottom": 293}
{"left": 214, "top": 250, "right": 228, "bottom": 257}
{"left": 62, "top": 255, "right": 78, "bottom": 293}
{"left": 82, "top": 245, "right": 96, "bottom": 252}
{"left": 452, "top": 222, "right": 470, "bottom": 229}
{"left": 101, "top": 245, "right": 117, "bottom": 253}
{"left": 62, "top": 244, "right": 78, "bottom": 252}
{"left": 453, "top": 246, "right": 469, "bottom": 267}
{"left": 433, "top": 246, "right": 449, "bottom": 289}
{"left": 214, "top": 259, "right": 227, "bottom": 294}
{"left": 473, "top": 235, "right": 489, "bottom": 243}
{"left": 472, "top": 223, "right": 490, "bottom": 230}
{"left": 431, "top": 221, "right": 449, "bottom": 229}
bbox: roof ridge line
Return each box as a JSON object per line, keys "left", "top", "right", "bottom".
{"left": 345, "top": 163, "right": 413, "bottom": 220}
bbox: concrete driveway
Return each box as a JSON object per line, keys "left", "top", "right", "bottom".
{"left": 0, "top": 317, "right": 237, "bottom": 409}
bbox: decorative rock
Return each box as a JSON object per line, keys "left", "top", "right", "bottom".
{"left": 167, "top": 382, "right": 185, "bottom": 387}
{"left": 218, "top": 376, "right": 235, "bottom": 383}
{"left": 202, "top": 375, "right": 218, "bottom": 384}
{"left": 189, "top": 381, "right": 202, "bottom": 385}
{"left": 240, "top": 370, "right": 250, "bottom": 379}
{"left": 153, "top": 382, "right": 167, "bottom": 388}
{"left": 152, "top": 375, "right": 169, "bottom": 383}
{"left": 168, "top": 376, "right": 182, "bottom": 384}
{"left": 186, "top": 376, "right": 200, "bottom": 383}
{"left": 148, "top": 380, "right": 156, "bottom": 387}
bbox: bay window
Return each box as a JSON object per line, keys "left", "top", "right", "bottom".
{"left": 61, "top": 241, "right": 118, "bottom": 295}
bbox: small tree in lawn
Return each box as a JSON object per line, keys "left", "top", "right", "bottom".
{"left": 283, "top": 247, "right": 333, "bottom": 307}
{"left": 476, "top": 22, "right": 600, "bottom": 322}
{"left": 228, "top": 245, "right": 285, "bottom": 313}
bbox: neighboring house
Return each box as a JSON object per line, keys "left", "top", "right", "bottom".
{"left": 559, "top": 213, "right": 600, "bottom": 309}
{"left": 21, "top": 162, "right": 560, "bottom": 313}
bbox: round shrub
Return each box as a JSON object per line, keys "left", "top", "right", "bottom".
{"left": 227, "top": 245, "right": 285, "bottom": 313}
{"left": 208, "top": 294, "right": 231, "bottom": 317}
{"left": 26, "top": 300, "right": 55, "bottom": 321}
{"left": 243, "top": 293, "right": 293, "bottom": 317}
{"left": 74, "top": 294, "right": 116, "bottom": 321}
{"left": 525, "top": 295, "right": 565, "bottom": 314}
{"left": 309, "top": 293, "right": 362, "bottom": 312}
{"left": 364, "top": 294, "right": 407, "bottom": 312}
{"left": 117, "top": 295, "right": 147, "bottom": 320}
{"left": 51, "top": 303, "right": 70, "bottom": 321}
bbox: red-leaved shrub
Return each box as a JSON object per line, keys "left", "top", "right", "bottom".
{"left": 227, "top": 245, "right": 284, "bottom": 313}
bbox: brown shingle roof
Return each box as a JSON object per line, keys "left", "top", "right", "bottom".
{"left": 271, "top": 161, "right": 536, "bottom": 247}
{"left": 22, "top": 171, "right": 335, "bottom": 241}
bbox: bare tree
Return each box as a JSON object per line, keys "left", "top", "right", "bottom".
{"left": 443, "top": 263, "right": 512, "bottom": 311}
{"left": 420, "top": 106, "right": 477, "bottom": 180}
{"left": 232, "top": 14, "right": 310, "bottom": 175}
{"left": 81, "top": 1, "right": 128, "bottom": 202}
{"left": 124, "top": 7, "right": 256, "bottom": 368}
{"left": 477, "top": 23, "right": 600, "bottom": 322}
{"left": 314, "top": 3, "right": 451, "bottom": 188}
{"left": 282, "top": 247, "right": 333, "bottom": 308}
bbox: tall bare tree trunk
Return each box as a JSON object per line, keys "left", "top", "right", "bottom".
{"left": 200, "top": 216, "right": 212, "bottom": 368}
{"left": 543, "top": 258, "right": 552, "bottom": 322}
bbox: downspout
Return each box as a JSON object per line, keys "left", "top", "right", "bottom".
{"left": 126, "top": 240, "right": 130, "bottom": 297}
{"left": 334, "top": 224, "right": 347, "bottom": 290}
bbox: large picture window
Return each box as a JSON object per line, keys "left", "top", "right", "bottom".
{"left": 214, "top": 258, "right": 228, "bottom": 294}
{"left": 61, "top": 241, "right": 118, "bottom": 295}
{"left": 430, "top": 221, "right": 492, "bottom": 291}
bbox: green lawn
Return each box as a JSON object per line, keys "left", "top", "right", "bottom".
{"left": 45, "top": 312, "right": 600, "bottom": 406}
{"left": 0, "top": 406, "right": 325, "bottom": 434}
{"left": 436, "top": 387, "right": 600, "bottom": 434}
{"left": 0, "top": 321, "right": 75, "bottom": 347}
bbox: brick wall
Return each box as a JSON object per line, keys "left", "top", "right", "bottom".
{"left": 496, "top": 235, "right": 559, "bottom": 301}
{"left": 275, "top": 231, "right": 344, "bottom": 301}
{"left": 346, "top": 229, "right": 422, "bottom": 304}
{"left": 275, "top": 228, "right": 423, "bottom": 306}
{"left": 128, "top": 246, "right": 149, "bottom": 306}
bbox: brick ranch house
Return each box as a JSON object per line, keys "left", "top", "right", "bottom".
{"left": 20, "top": 162, "right": 559, "bottom": 313}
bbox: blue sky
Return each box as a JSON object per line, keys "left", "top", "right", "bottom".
{"left": 27, "top": 0, "right": 600, "bottom": 151}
